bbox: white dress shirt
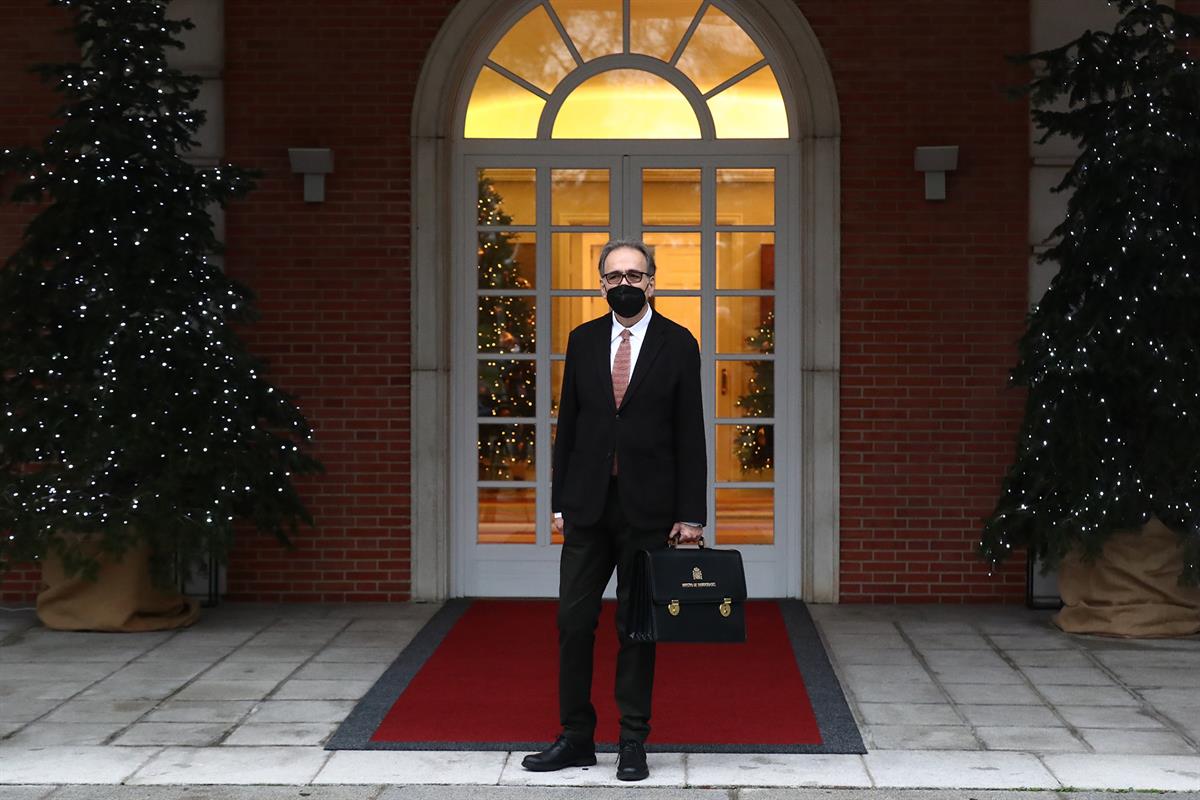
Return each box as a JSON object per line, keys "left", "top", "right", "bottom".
{"left": 610, "top": 306, "right": 653, "bottom": 373}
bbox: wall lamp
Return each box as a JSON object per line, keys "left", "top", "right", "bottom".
{"left": 288, "top": 147, "right": 334, "bottom": 203}
{"left": 914, "top": 145, "right": 959, "bottom": 201}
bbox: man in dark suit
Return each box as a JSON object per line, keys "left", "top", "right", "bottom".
{"left": 521, "top": 239, "right": 707, "bottom": 782}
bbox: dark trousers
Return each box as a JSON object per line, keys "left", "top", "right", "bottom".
{"left": 557, "top": 477, "right": 669, "bottom": 744}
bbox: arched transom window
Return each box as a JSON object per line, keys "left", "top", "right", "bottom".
{"left": 464, "top": 0, "right": 790, "bottom": 139}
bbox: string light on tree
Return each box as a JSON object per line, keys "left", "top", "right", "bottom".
{"left": 980, "top": 0, "right": 1200, "bottom": 583}
{"left": 0, "top": 0, "right": 323, "bottom": 584}
{"left": 735, "top": 310, "right": 774, "bottom": 473}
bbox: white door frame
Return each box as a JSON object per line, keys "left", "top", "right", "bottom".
{"left": 455, "top": 151, "right": 795, "bottom": 598}
{"left": 410, "top": 0, "right": 841, "bottom": 601}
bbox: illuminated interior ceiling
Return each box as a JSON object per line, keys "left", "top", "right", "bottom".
{"left": 464, "top": 0, "right": 789, "bottom": 139}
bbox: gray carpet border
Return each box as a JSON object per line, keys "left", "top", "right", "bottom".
{"left": 325, "top": 599, "right": 472, "bottom": 751}
{"left": 325, "top": 598, "right": 865, "bottom": 754}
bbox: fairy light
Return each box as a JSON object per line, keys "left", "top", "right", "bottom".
{"left": 0, "top": 0, "right": 322, "bottom": 576}
{"left": 980, "top": 0, "right": 1200, "bottom": 584}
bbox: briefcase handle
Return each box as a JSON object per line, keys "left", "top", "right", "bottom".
{"left": 667, "top": 533, "right": 706, "bottom": 549}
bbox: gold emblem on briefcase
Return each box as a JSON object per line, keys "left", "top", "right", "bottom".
{"left": 720, "top": 598, "right": 732, "bottom": 617}
{"left": 692, "top": 566, "right": 703, "bottom": 581}
{"left": 668, "top": 600, "right": 680, "bottom": 616}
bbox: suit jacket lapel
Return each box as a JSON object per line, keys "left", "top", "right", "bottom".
{"left": 619, "top": 312, "right": 666, "bottom": 410}
{"left": 594, "top": 316, "right": 616, "bottom": 413}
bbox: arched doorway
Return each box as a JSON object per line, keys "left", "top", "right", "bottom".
{"left": 410, "top": 0, "right": 841, "bottom": 601}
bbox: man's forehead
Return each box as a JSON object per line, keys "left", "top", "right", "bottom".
{"left": 603, "top": 247, "right": 648, "bottom": 271}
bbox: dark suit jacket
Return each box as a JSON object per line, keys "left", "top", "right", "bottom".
{"left": 552, "top": 310, "right": 707, "bottom": 530}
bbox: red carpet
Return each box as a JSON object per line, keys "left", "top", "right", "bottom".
{"left": 370, "top": 600, "right": 821, "bottom": 746}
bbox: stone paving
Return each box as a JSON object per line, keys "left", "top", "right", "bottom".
{"left": 1, "top": 601, "right": 1199, "bottom": 791}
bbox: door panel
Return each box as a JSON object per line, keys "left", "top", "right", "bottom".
{"left": 459, "top": 154, "right": 789, "bottom": 597}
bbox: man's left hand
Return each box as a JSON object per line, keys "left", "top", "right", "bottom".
{"left": 670, "top": 522, "right": 703, "bottom": 544}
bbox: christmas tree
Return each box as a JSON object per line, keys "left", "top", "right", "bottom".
{"left": 980, "top": 1, "right": 1200, "bottom": 582}
{"left": 476, "top": 178, "right": 536, "bottom": 479}
{"left": 0, "top": 0, "right": 323, "bottom": 583}
{"left": 735, "top": 309, "right": 774, "bottom": 472}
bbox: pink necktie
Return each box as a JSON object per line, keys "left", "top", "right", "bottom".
{"left": 612, "top": 329, "right": 632, "bottom": 407}
{"left": 612, "top": 329, "right": 632, "bottom": 475}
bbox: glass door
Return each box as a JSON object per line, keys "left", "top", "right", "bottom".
{"left": 458, "top": 153, "right": 791, "bottom": 597}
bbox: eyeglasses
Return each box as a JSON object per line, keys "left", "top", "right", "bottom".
{"left": 602, "top": 270, "right": 652, "bottom": 286}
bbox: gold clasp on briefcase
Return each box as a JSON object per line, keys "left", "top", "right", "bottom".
{"left": 719, "top": 598, "right": 732, "bottom": 617}
{"left": 668, "top": 599, "right": 680, "bottom": 616}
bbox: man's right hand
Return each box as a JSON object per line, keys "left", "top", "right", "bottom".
{"left": 552, "top": 515, "right": 564, "bottom": 535}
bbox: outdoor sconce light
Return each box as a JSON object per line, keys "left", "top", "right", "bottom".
{"left": 914, "top": 145, "right": 959, "bottom": 201}
{"left": 288, "top": 147, "right": 334, "bottom": 203}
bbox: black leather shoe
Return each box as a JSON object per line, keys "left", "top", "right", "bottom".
{"left": 616, "top": 738, "right": 649, "bottom": 781}
{"left": 521, "top": 735, "right": 597, "bottom": 772}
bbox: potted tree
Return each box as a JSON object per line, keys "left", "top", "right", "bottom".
{"left": 0, "top": 0, "right": 323, "bottom": 630}
{"left": 981, "top": 1, "right": 1200, "bottom": 636}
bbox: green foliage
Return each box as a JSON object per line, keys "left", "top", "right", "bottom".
{"left": 0, "top": 0, "right": 323, "bottom": 584}
{"left": 981, "top": 1, "right": 1200, "bottom": 582}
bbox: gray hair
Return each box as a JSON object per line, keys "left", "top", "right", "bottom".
{"left": 597, "top": 239, "right": 656, "bottom": 278}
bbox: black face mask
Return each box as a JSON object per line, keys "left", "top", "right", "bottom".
{"left": 605, "top": 284, "right": 647, "bottom": 318}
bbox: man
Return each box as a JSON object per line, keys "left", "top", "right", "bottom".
{"left": 521, "top": 239, "right": 706, "bottom": 782}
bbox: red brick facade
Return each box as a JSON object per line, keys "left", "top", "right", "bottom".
{"left": 1, "top": 0, "right": 1044, "bottom": 604}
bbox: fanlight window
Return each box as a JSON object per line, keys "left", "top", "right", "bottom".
{"left": 464, "top": 0, "right": 789, "bottom": 139}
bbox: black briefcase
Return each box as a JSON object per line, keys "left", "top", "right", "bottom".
{"left": 626, "top": 537, "right": 747, "bottom": 643}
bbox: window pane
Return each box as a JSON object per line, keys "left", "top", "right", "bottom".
{"left": 716, "top": 297, "right": 773, "bottom": 354}
{"left": 716, "top": 423, "right": 774, "bottom": 481}
{"left": 675, "top": 5, "right": 764, "bottom": 94}
{"left": 478, "top": 360, "right": 536, "bottom": 417}
{"left": 478, "top": 296, "right": 536, "bottom": 353}
{"left": 630, "top": 0, "right": 703, "bottom": 61}
{"left": 478, "top": 487, "right": 536, "bottom": 544}
{"left": 552, "top": 169, "right": 610, "bottom": 225}
{"left": 716, "top": 232, "right": 773, "bottom": 290}
{"left": 479, "top": 169, "right": 535, "bottom": 226}
{"left": 479, "top": 231, "right": 536, "bottom": 290}
{"left": 553, "top": 231, "right": 610, "bottom": 289}
{"left": 652, "top": 295, "right": 700, "bottom": 345}
{"left": 643, "top": 232, "right": 699, "bottom": 290}
{"left": 465, "top": 66, "right": 546, "bottom": 138}
{"left": 643, "top": 168, "right": 699, "bottom": 226}
{"left": 717, "top": 168, "right": 775, "bottom": 225}
{"left": 553, "top": 69, "right": 701, "bottom": 139}
{"left": 552, "top": 0, "right": 622, "bottom": 61}
{"left": 479, "top": 423, "right": 536, "bottom": 480}
{"left": 551, "top": 359, "right": 565, "bottom": 417}
{"left": 489, "top": 5, "right": 576, "bottom": 94}
{"left": 551, "top": 296, "right": 609, "bottom": 353}
{"left": 716, "top": 488, "right": 774, "bottom": 545}
{"left": 716, "top": 360, "right": 773, "bottom": 418}
{"left": 710, "top": 65, "right": 788, "bottom": 139}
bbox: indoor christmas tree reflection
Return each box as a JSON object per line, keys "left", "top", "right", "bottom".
{"left": 476, "top": 177, "right": 535, "bottom": 480}
{"left": 0, "top": 0, "right": 323, "bottom": 583}
{"left": 736, "top": 310, "right": 774, "bottom": 473}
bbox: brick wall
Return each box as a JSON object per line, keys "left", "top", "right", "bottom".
{"left": 217, "top": 1, "right": 458, "bottom": 601}
{"left": 803, "top": 0, "right": 1031, "bottom": 602}
{"left": 1, "top": 0, "right": 1039, "bottom": 603}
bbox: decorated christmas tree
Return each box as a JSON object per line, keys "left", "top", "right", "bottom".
{"left": 0, "top": 0, "right": 323, "bottom": 583}
{"left": 980, "top": 0, "right": 1200, "bottom": 582}
{"left": 736, "top": 310, "right": 774, "bottom": 472}
{"left": 476, "top": 178, "right": 536, "bottom": 479}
